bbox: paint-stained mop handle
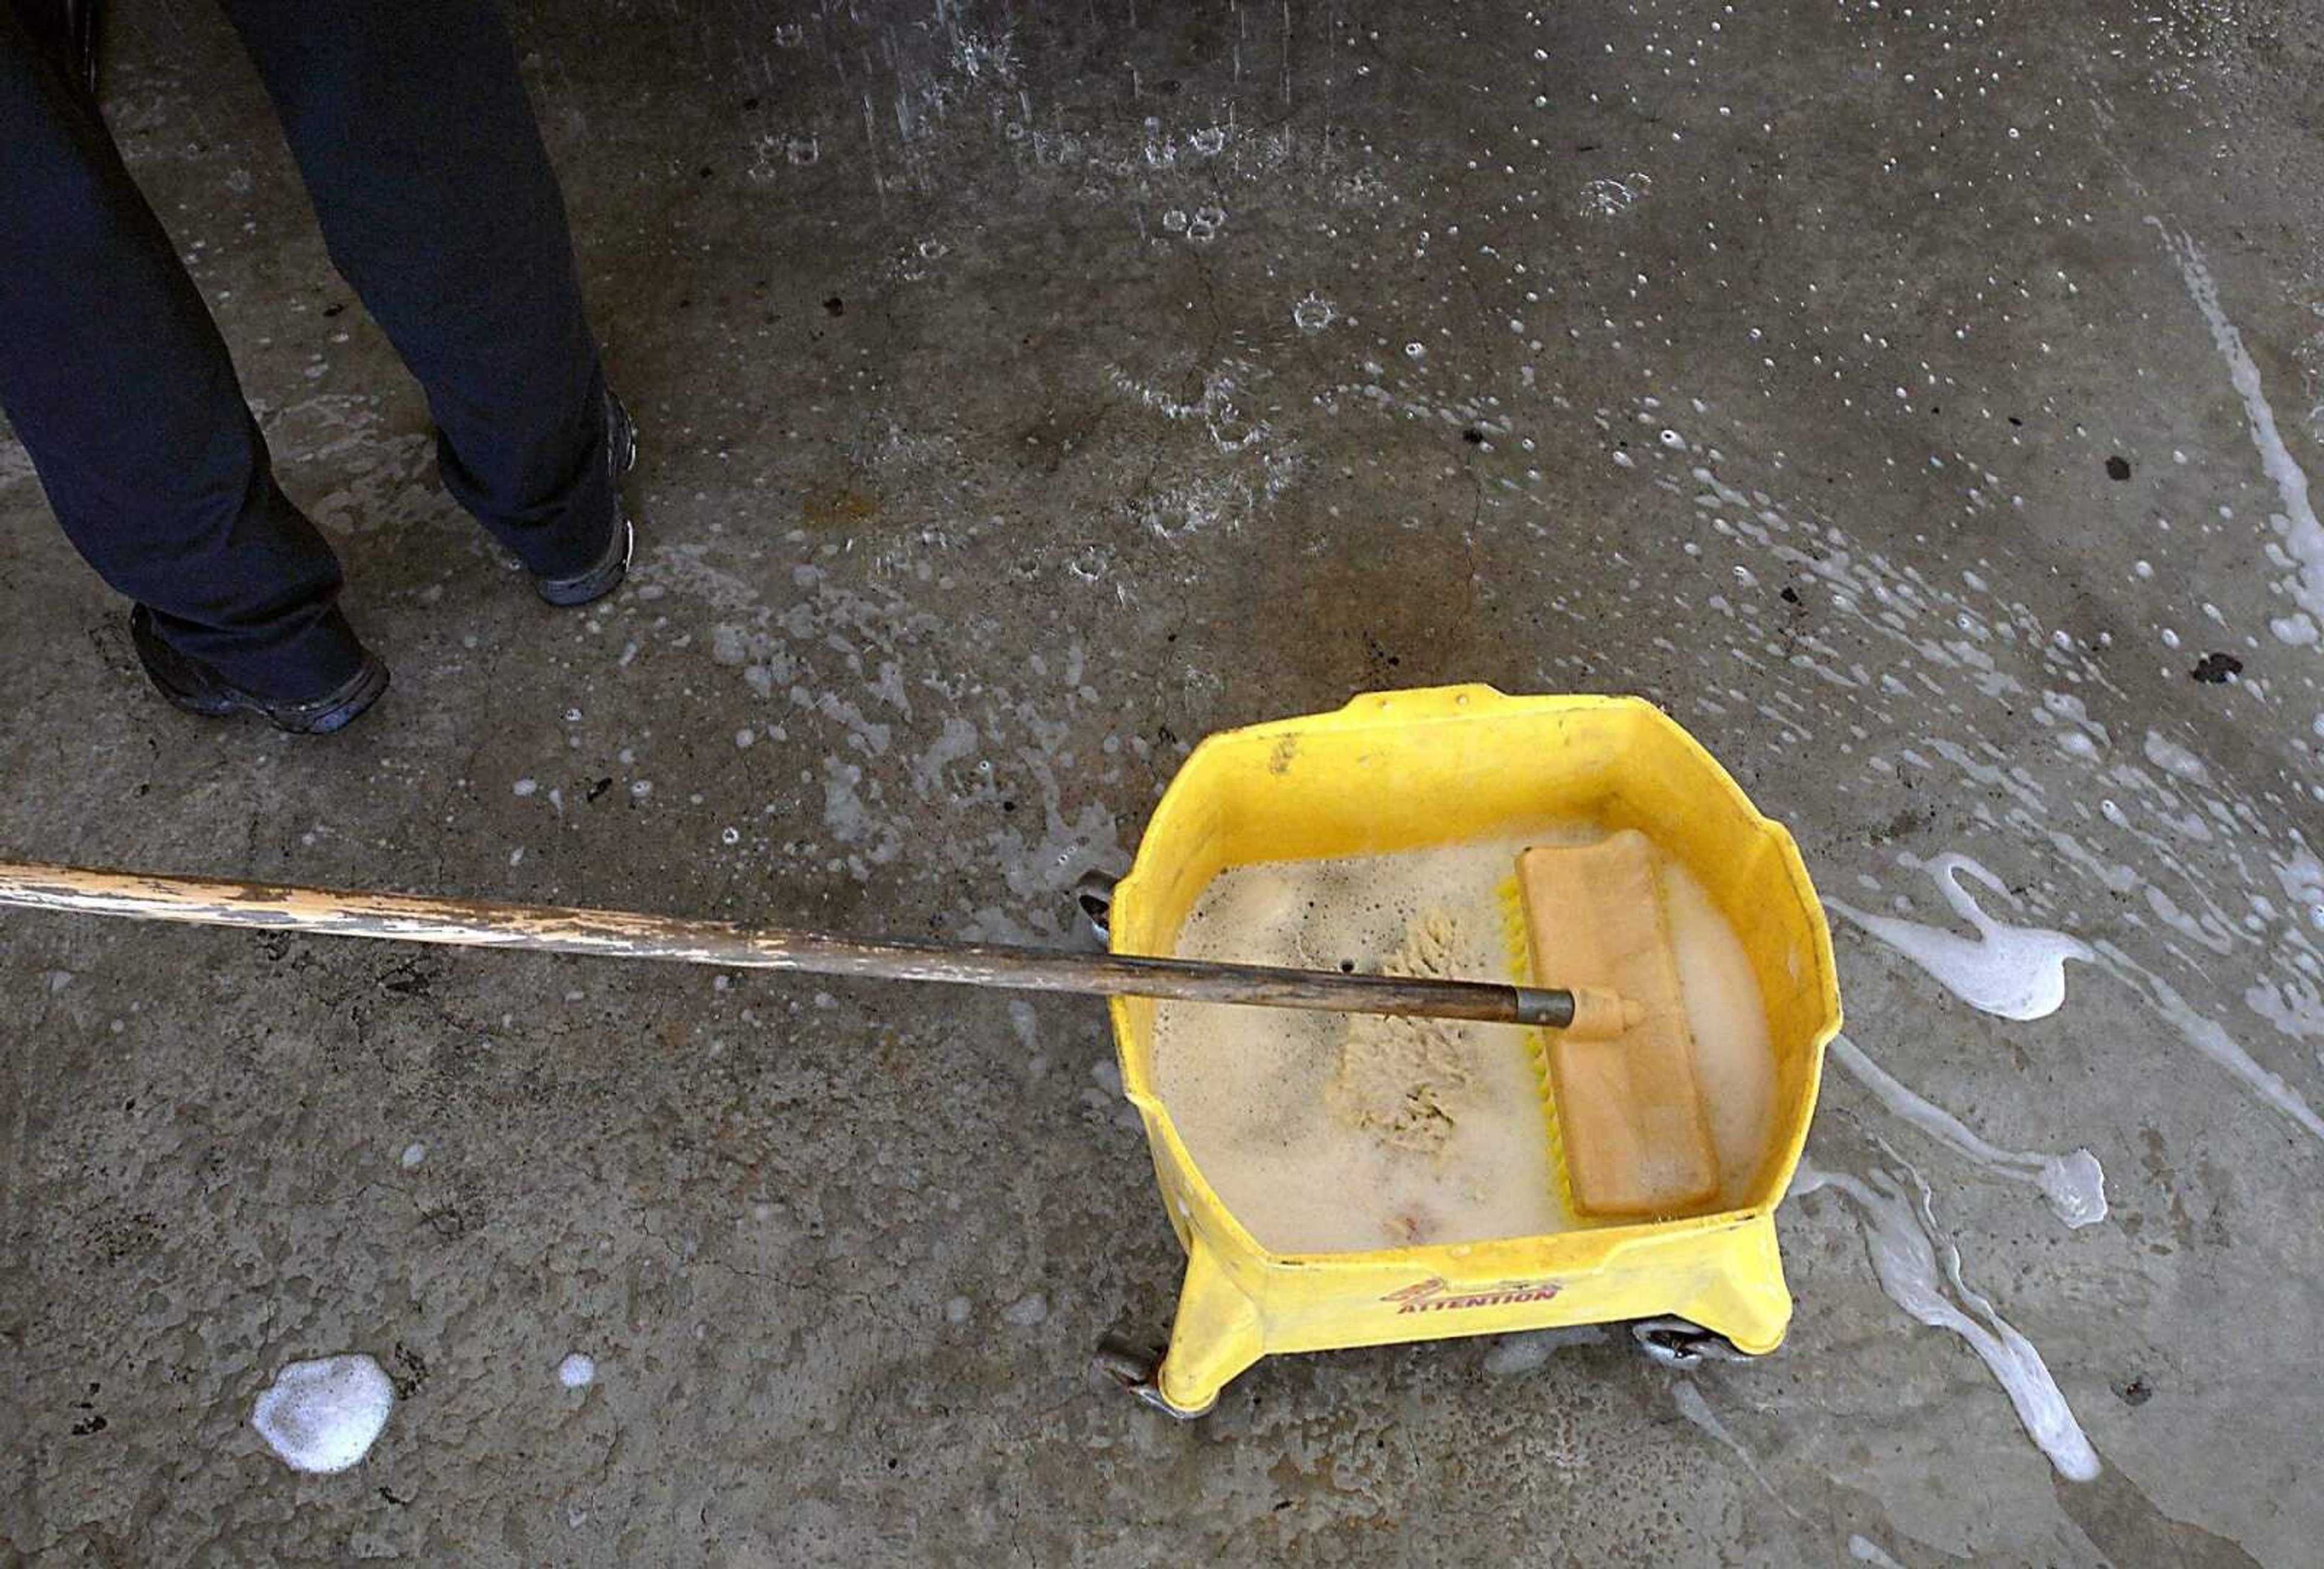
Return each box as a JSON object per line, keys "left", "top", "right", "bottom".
{"left": 0, "top": 861, "right": 1623, "bottom": 1031}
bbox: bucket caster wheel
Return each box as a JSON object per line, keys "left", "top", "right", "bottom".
{"left": 1091, "top": 1335, "right": 1212, "bottom": 1419}
{"left": 1071, "top": 871, "right": 1117, "bottom": 946}
{"left": 1630, "top": 1318, "right": 1751, "bottom": 1369}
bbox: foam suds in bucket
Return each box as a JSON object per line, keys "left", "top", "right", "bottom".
{"left": 1152, "top": 824, "right": 1776, "bottom": 1254}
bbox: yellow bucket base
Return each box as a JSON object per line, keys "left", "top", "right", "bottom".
{"left": 1106, "top": 686, "right": 1842, "bottom": 1415}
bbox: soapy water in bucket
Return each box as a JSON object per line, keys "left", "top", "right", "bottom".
{"left": 1151, "top": 824, "right": 1777, "bottom": 1254}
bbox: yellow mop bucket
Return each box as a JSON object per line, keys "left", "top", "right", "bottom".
{"left": 1101, "top": 685, "right": 1840, "bottom": 1415}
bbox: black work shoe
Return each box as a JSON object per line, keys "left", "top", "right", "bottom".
{"left": 129, "top": 605, "right": 389, "bottom": 735}
{"left": 533, "top": 388, "right": 638, "bottom": 608}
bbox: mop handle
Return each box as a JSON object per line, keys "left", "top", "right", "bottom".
{"left": 0, "top": 860, "right": 1605, "bottom": 1029}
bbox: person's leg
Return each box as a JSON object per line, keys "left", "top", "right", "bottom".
{"left": 10, "top": 0, "right": 100, "bottom": 93}
{"left": 218, "top": 0, "right": 621, "bottom": 582}
{"left": 0, "top": 5, "right": 370, "bottom": 701}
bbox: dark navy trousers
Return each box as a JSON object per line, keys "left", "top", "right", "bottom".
{"left": 0, "top": 0, "right": 613, "bottom": 696}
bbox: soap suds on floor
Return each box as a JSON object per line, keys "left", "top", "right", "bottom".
{"left": 2149, "top": 220, "right": 2324, "bottom": 645}
{"left": 1793, "top": 1159, "right": 2099, "bottom": 1481}
{"left": 1825, "top": 855, "right": 2092, "bottom": 1021}
{"left": 1671, "top": 1380, "right": 1747, "bottom": 1460}
{"left": 1480, "top": 1324, "right": 1607, "bottom": 1376}
{"left": 1669, "top": 1380, "right": 1805, "bottom": 1520}
{"left": 1830, "top": 1034, "right": 2107, "bottom": 1228}
{"left": 2141, "top": 729, "right": 2211, "bottom": 786}
{"left": 1848, "top": 1536, "right": 1910, "bottom": 1569}
{"left": 2092, "top": 941, "right": 2324, "bottom": 1144}
{"left": 251, "top": 1355, "right": 395, "bottom": 1475}
{"left": 1840, "top": 838, "right": 2324, "bottom": 1148}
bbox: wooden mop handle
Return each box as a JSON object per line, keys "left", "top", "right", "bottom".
{"left": 0, "top": 860, "right": 1590, "bottom": 1028}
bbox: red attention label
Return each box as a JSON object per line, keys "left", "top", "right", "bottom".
{"left": 1383, "top": 1276, "right": 1562, "bottom": 1314}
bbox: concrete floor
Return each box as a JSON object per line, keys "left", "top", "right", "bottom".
{"left": 4, "top": 0, "right": 2323, "bottom": 1561}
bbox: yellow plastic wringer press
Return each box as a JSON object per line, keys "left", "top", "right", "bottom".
{"left": 1097, "top": 686, "right": 1842, "bottom": 1416}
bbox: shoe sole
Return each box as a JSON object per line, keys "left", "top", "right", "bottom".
{"left": 149, "top": 657, "right": 391, "bottom": 735}
{"left": 534, "top": 515, "right": 634, "bottom": 608}
{"left": 534, "top": 393, "right": 638, "bottom": 608}
{"left": 283, "top": 657, "right": 391, "bottom": 734}
{"left": 131, "top": 605, "right": 391, "bottom": 735}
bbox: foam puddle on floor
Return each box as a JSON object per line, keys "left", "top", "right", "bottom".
{"left": 1813, "top": 854, "right": 2120, "bottom": 1482}
{"left": 1834, "top": 851, "right": 2324, "bottom": 1143}
{"left": 251, "top": 1354, "right": 395, "bottom": 1475}
{"left": 1794, "top": 1157, "right": 2100, "bottom": 1481}
{"left": 1830, "top": 1034, "right": 2107, "bottom": 1228}
{"left": 1151, "top": 824, "right": 1776, "bottom": 1254}
{"left": 1822, "top": 855, "right": 2093, "bottom": 1022}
